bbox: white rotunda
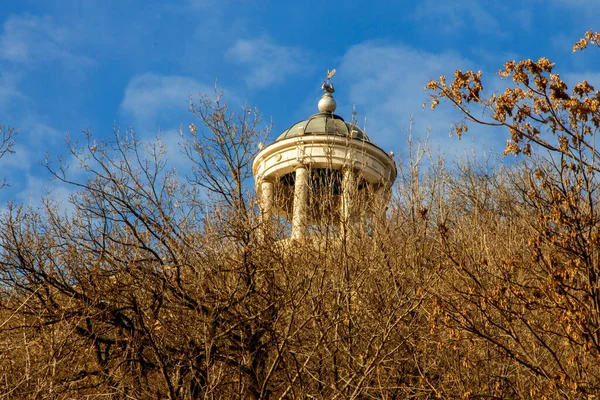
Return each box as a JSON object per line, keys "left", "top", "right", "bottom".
{"left": 252, "top": 71, "right": 396, "bottom": 240}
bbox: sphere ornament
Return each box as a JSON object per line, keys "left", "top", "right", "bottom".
{"left": 318, "top": 93, "right": 337, "bottom": 113}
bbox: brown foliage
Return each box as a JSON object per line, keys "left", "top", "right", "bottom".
{"left": 426, "top": 31, "right": 600, "bottom": 398}
{"left": 2, "top": 33, "right": 600, "bottom": 398}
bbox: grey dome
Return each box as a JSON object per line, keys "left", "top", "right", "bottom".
{"left": 275, "top": 113, "right": 371, "bottom": 142}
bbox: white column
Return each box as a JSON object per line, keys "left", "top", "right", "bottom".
{"left": 291, "top": 165, "right": 309, "bottom": 239}
{"left": 340, "top": 168, "right": 354, "bottom": 236}
{"left": 259, "top": 180, "right": 274, "bottom": 239}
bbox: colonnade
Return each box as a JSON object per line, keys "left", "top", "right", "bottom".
{"left": 258, "top": 164, "right": 358, "bottom": 240}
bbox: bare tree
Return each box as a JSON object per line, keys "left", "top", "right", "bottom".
{"left": 0, "top": 124, "right": 17, "bottom": 190}
{"left": 8, "top": 47, "right": 600, "bottom": 397}
{"left": 183, "top": 86, "right": 271, "bottom": 244}
{"left": 0, "top": 93, "right": 447, "bottom": 398}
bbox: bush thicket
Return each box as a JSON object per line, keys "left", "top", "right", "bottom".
{"left": 1, "top": 33, "right": 600, "bottom": 399}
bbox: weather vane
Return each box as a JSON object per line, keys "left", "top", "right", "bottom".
{"left": 321, "top": 68, "right": 336, "bottom": 94}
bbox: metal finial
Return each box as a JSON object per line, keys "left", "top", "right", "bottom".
{"left": 318, "top": 68, "right": 337, "bottom": 113}
{"left": 321, "top": 68, "right": 336, "bottom": 94}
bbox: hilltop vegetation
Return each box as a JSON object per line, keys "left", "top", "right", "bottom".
{"left": 1, "top": 34, "right": 600, "bottom": 399}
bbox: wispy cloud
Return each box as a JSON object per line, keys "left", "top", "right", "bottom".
{"left": 412, "top": 0, "right": 499, "bottom": 34}
{"left": 9, "top": 174, "right": 74, "bottom": 210}
{"left": 227, "top": 36, "right": 311, "bottom": 89}
{"left": 338, "top": 42, "right": 505, "bottom": 156}
{"left": 0, "top": 14, "right": 94, "bottom": 66}
{"left": 0, "top": 120, "right": 68, "bottom": 206}
{"left": 0, "top": 71, "right": 24, "bottom": 108}
{"left": 120, "top": 73, "right": 211, "bottom": 126}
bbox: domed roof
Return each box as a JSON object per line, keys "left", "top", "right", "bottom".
{"left": 275, "top": 112, "right": 371, "bottom": 142}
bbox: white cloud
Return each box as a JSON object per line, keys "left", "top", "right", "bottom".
{"left": 0, "top": 141, "right": 32, "bottom": 171}
{"left": 6, "top": 174, "right": 74, "bottom": 211}
{"left": 0, "top": 121, "right": 64, "bottom": 204}
{"left": 0, "top": 14, "right": 94, "bottom": 66}
{"left": 226, "top": 36, "right": 311, "bottom": 89}
{"left": 337, "top": 42, "right": 506, "bottom": 157}
{"left": 158, "top": 128, "right": 191, "bottom": 171}
{"left": 412, "top": 0, "right": 500, "bottom": 34}
{"left": 0, "top": 121, "right": 62, "bottom": 170}
{"left": 0, "top": 128, "right": 72, "bottom": 209}
{"left": 120, "top": 73, "right": 211, "bottom": 125}
{"left": 0, "top": 71, "right": 24, "bottom": 107}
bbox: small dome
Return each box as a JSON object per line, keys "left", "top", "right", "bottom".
{"left": 275, "top": 113, "right": 371, "bottom": 142}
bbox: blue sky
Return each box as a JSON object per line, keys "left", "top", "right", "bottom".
{"left": 1, "top": 0, "right": 599, "bottom": 206}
